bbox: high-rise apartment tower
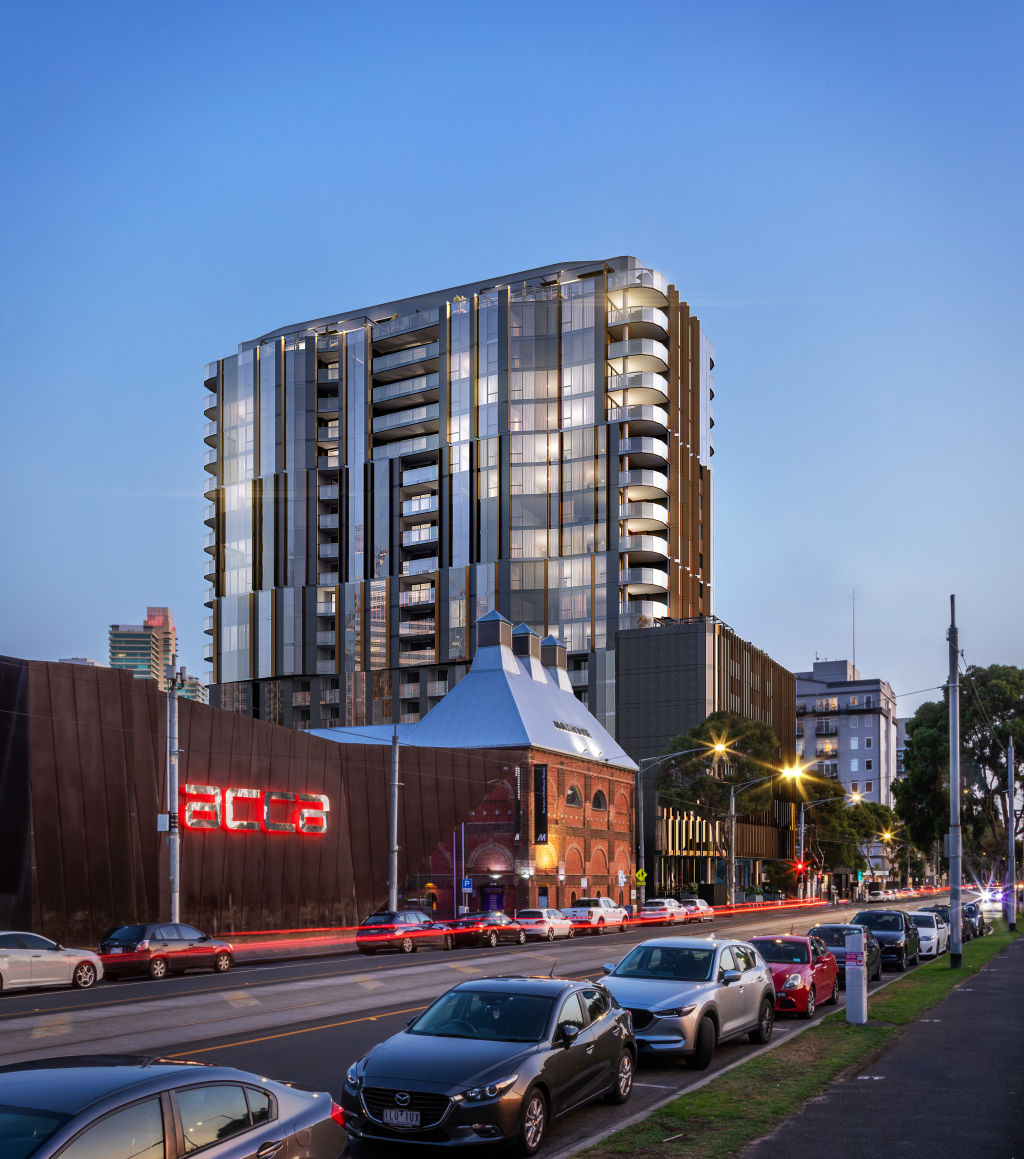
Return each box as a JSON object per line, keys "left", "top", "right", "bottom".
{"left": 204, "top": 258, "right": 715, "bottom": 731}
{"left": 109, "top": 607, "right": 178, "bottom": 690}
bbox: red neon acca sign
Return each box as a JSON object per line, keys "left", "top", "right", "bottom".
{"left": 182, "top": 784, "right": 330, "bottom": 835}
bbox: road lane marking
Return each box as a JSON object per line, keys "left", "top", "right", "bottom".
{"left": 223, "top": 990, "right": 261, "bottom": 1008}
{"left": 450, "top": 964, "right": 481, "bottom": 973}
{"left": 30, "top": 1014, "right": 70, "bottom": 1039}
{"left": 166, "top": 1005, "right": 429, "bottom": 1056}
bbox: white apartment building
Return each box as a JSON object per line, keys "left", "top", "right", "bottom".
{"left": 794, "top": 660, "right": 898, "bottom": 807}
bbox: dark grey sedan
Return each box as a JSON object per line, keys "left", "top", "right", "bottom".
{"left": 0, "top": 1056, "right": 346, "bottom": 1159}
{"left": 806, "top": 923, "right": 884, "bottom": 983}
{"left": 851, "top": 909, "right": 921, "bottom": 971}
{"left": 342, "top": 975, "right": 634, "bottom": 1154}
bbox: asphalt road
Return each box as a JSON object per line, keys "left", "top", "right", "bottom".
{"left": 1, "top": 896, "right": 958, "bottom": 1158}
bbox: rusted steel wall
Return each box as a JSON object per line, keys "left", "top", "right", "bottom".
{"left": 1, "top": 658, "right": 498, "bottom": 946}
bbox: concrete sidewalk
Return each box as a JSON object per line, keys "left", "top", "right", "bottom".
{"left": 743, "top": 934, "right": 1024, "bottom": 1158}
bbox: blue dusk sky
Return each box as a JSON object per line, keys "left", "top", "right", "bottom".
{"left": 1, "top": 1, "right": 1020, "bottom": 719}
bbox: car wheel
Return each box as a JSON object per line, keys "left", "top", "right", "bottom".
{"left": 515, "top": 1087, "right": 547, "bottom": 1157}
{"left": 400, "top": 937, "right": 416, "bottom": 954}
{"left": 685, "top": 1016, "right": 716, "bottom": 1069}
{"left": 828, "top": 977, "right": 840, "bottom": 1006}
{"left": 487, "top": 931, "right": 498, "bottom": 948}
{"left": 517, "top": 930, "right": 527, "bottom": 945}
{"left": 567, "top": 926, "right": 575, "bottom": 939}
{"left": 897, "top": 949, "right": 907, "bottom": 972}
{"left": 595, "top": 920, "right": 605, "bottom": 936}
{"left": 546, "top": 927, "right": 555, "bottom": 941}
{"left": 148, "top": 958, "right": 168, "bottom": 981}
{"left": 748, "top": 998, "right": 775, "bottom": 1044}
{"left": 443, "top": 934, "right": 454, "bottom": 951}
{"left": 619, "top": 922, "right": 628, "bottom": 933}
{"left": 605, "top": 1049, "right": 634, "bottom": 1104}
{"left": 872, "top": 955, "right": 882, "bottom": 981}
{"left": 802, "top": 986, "right": 816, "bottom": 1020}
{"left": 214, "top": 952, "right": 232, "bottom": 973}
{"left": 72, "top": 962, "right": 97, "bottom": 989}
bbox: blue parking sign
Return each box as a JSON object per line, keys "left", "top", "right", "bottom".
{"left": 462, "top": 878, "right": 473, "bottom": 891}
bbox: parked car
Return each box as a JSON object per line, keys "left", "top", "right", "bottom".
{"left": 599, "top": 935, "right": 775, "bottom": 1069}
{"left": 806, "top": 923, "right": 883, "bottom": 984}
{"left": 851, "top": 909, "right": 921, "bottom": 971}
{"left": 356, "top": 909, "right": 454, "bottom": 954}
{"left": 638, "top": 899, "right": 689, "bottom": 926}
{"left": 515, "top": 909, "right": 575, "bottom": 941}
{"left": 749, "top": 935, "right": 839, "bottom": 1019}
{"left": 962, "top": 901, "right": 987, "bottom": 938}
{"left": 342, "top": 974, "right": 634, "bottom": 1154}
{"left": 0, "top": 931, "right": 103, "bottom": 994}
{"left": 866, "top": 888, "right": 885, "bottom": 902}
{"left": 561, "top": 897, "right": 630, "bottom": 934}
{"left": 0, "top": 1056, "right": 347, "bottom": 1159}
{"left": 680, "top": 896, "right": 715, "bottom": 923}
{"left": 920, "top": 903, "right": 973, "bottom": 942}
{"left": 98, "top": 923, "right": 234, "bottom": 980}
{"left": 910, "top": 911, "right": 949, "bottom": 957}
{"left": 444, "top": 911, "right": 527, "bottom": 948}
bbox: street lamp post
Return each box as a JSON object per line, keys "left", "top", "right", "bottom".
{"left": 797, "top": 795, "right": 854, "bottom": 899}
{"left": 727, "top": 773, "right": 782, "bottom": 906}
{"left": 637, "top": 744, "right": 725, "bottom": 907}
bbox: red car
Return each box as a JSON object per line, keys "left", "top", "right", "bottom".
{"left": 750, "top": 934, "right": 839, "bottom": 1019}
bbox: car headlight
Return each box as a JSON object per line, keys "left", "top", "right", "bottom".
{"left": 892, "top": 940, "right": 905, "bottom": 948}
{"left": 653, "top": 1004, "right": 697, "bottom": 1018}
{"left": 460, "top": 1073, "right": 519, "bottom": 1101}
{"left": 782, "top": 974, "right": 804, "bottom": 990}
{"left": 345, "top": 1059, "right": 366, "bottom": 1089}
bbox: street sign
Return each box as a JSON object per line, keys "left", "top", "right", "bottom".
{"left": 635, "top": 868, "right": 648, "bottom": 885}
{"left": 617, "top": 869, "right": 626, "bottom": 887}
{"left": 461, "top": 878, "right": 472, "bottom": 891}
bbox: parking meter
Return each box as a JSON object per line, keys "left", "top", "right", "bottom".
{"left": 844, "top": 927, "right": 868, "bottom": 1024}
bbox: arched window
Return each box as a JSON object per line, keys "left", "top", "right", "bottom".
{"left": 565, "top": 785, "right": 583, "bottom": 807}
{"left": 592, "top": 790, "right": 608, "bottom": 811}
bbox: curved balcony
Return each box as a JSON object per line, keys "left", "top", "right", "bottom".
{"left": 203, "top": 447, "right": 218, "bottom": 474}
{"left": 609, "top": 405, "right": 669, "bottom": 435}
{"left": 203, "top": 392, "right": 217, "bottom": 419}
{"left": 619, "top": 534, "right": 670, "bottom": 563}
{"left": 606, "top": 306, "right": 669, "bottom": 339}
{"left": 203, "top": 563, "right": 215, "bottom": 583}
{"left": 607, "top": 373, "right": 669, "bottom": 407}
{"left": 607, "top": 267, "right": 669, "bottom": 305}
{"left": 607, "top": 339, "right": 669, "bottom": 374}
{"left": 619, "top": 567, "right": 670, "bottom": 595}
{"left": 203, "top": 421, "right": 218, "bottom": 447}
{"left": 203, "top": 532, "right": 216, "bottom": 555}
{"left": 203, "top": 503, "right": 216, "bottom": 528}
{"left": 618, "top": 436, "right": 669, "bottom": 466}
{"left": 619, "top": 501, "right": 669, "bottom": 531}
{"left": 621, "top": 469, "right": 668, "bottom": 501}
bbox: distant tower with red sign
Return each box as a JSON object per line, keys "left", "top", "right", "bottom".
{"left": 108, "top": 606, "right": 178, "bottom": 691}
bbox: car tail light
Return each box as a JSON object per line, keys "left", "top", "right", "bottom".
{"left": 330, "top": 1100, "right": 345, "bottom": 1127}
{"left": 136, "top": 940, "right": 150, "bottom": 951}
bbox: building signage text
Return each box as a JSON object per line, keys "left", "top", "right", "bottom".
{"left": 182, "top": 784, "right": 330, "bottom": 835}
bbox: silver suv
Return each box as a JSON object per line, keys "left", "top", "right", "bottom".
{"left": 600, "top": 935, "right": 775, "bottom": 1068}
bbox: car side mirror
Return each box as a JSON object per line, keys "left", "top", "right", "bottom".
{"left": 561, "top": 1023, "right": 580, "bottom": 1048}
{"left": 601, "top": 963, "right": 614, "bottom": 974}
{"left": 200, "top": 934, "right": 210, "bottom": 941}
{"left": 51, "top": 944, "right": 64, "bottom": 951}
{"left": 721, "top": 969, "right": 741, "bottom": 985}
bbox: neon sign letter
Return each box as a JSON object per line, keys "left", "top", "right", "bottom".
{"left": 182, "top": 785, "right": 330, "bottom": 836}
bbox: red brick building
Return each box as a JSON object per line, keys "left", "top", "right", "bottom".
{"left": 314, "top": 613, "right": 638, "bottom": 919}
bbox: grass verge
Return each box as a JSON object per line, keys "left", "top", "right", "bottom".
{"left": 576, "top": 922, "right": 1019, "bottom": 1159}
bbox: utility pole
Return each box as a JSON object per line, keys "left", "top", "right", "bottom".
{"left": 165, "top": 660, "right": 185, "bottom": 923}
{"left": 388, "top": 722, "right": 400, "bottom": 912}
{"left": 1008, "top": 736, "right": 1016, "bottom": 933}
{"left": 728, "top": 782, "right": 737, "bottom": 907}
{"left": 948, "top": 595, "right": 963, "bottom": 968}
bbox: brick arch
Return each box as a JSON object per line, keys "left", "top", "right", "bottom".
{"left": 614, "top": 847, "right": 631, "bottom": 872}
{"left": 470, "top": 843, "right": 512, "bottom": 873}
{"left": 590, "top": 846, "right": 609, "bottom": 876}
{"left": 614, "top": 791, "right": 630, "bottom": 817}
{"left": 565, "top": 845, "right": 584, "bottom": 876}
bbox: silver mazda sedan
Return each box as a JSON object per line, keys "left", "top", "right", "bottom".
{"left": 600, "top": 935, "right": 775, "bottom": 1068}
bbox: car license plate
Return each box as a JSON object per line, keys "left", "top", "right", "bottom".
{"left": 383, "top": 1108, "right": 420, "bottom": 1127}
{"left": 107, "top": 947, "right": 124, "bottom": 953}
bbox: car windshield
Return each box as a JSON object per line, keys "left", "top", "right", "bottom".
{"left": 755, "top": 941, "right": 809, "bottom": 964}
{"left": 409, "top": 990, "right": 555, "bottom": 1042}
{"left": 518, "top": 911, "right": 543, "bottom": 919}
{"left": 857, "top": 913, "right": 902, "bottom": 931}
{"left": 911, "top": 914, "right": 935, "bottom": 928}
{"left": 0, "top": 1107, "right": 71, "bottom": 1159}
{"left": 102, "top": 925, "right": 146, "bottom": 943}
{"left": 643, "top": 902, "right": 667, "bottom": 909}
{"left": 809, "top": 927, "right": 855, "bottom": 948}
{"left": 360, "top": 914, "right": 398, "bottom": 926}
{"left": 613, "top": 945, "right": 715, "bottom": 982}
